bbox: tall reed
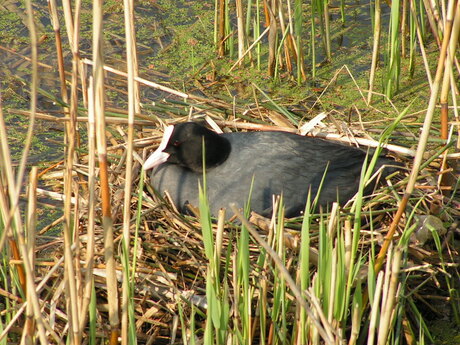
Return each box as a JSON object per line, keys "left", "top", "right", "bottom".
{"left": 92, "top": 0, "right": 120, "bottom": 342}
{"left": 120, "top": 0, "right": 139, "bottom": 342}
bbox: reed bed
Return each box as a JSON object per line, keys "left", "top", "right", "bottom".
{"left": 0, "top": 0, "right": 459, "bottom": 344}
{"left": 1, "top": 82, "right": 459, "bottom": 343}
{"left": 215, "top": 0, "right": 459, "bottom": 100}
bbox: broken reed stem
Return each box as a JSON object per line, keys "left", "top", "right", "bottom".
{"left": 92, "top": 0, "right": 120, "bottom": 341}
{"left": 82, "top": 58, "right": 188, "bottom": 99}
{"left": 11, "top": 109, "right": 154, "bottom": 125}
{"left": 229, "top": 26, "right": 270, "bottom": 72}
{"left": 374, "top": 0, "right": 456, "bottom": 274}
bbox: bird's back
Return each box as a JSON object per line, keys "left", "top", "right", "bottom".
{"left": 151, "top": 131, "right": 397, "bottom": 217}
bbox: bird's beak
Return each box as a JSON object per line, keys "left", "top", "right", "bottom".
{"left": 143, "top": 125, "right": 174, "bottom": 170}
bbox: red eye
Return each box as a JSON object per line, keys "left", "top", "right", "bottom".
{"left": 173, "top": 140, "right": 180, "bottom": 147}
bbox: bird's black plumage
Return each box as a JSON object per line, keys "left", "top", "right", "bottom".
{"left": 144, "top": 122, "right": 398, "bottom": 217}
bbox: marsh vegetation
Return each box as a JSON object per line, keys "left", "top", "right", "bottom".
{"left": 0, "top": 0, "right": 459, "bottom": 344}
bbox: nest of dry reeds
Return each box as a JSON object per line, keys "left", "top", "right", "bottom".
{"left": 29, "top": 95, "right": 459, "bottom": 343}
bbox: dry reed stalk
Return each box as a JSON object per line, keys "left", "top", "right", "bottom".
{"left": 121, "top": 0, "right": 140, "bottom": 117}
{"left": 380, "top": 247, "right": 392, "bottom": 321}
{"left": 15, "top": 221, "right": 49, "bottom": 344}
{"left": 285, "top": 0, "right": 296, "bottom": 57}
{"left": 5, "top": 231, "right": 26, "bottom": 295}
{"left": 267, "top": 1, "right": 277, "bottom": 77}
{"left": 323, "top": 0, "right": 331, "bottom": 62}
{"left": 0, "top": 0, "right": 49, "bottom": 341}
{"left": 367, "top": 0, "right": 381, "bottom": 104}
{"left": 0, "top": 94, "right": 21, "bottom": 254}
{"left": 367, "top": 271, "right": 384, "bottom": 344}
{"left": 73, "top": 0, "right": 85, "bottom": 109}
{"left": 24, "top": 167, "right": 38, "bottom": 342}
{"left": 217, "top": 0, "right": 226, "bottom": 56}
{"left": 78, "top": 79, "right": 96, "bottom": 332}
{"left": 422, "top": 0, "right": 441, "bottom": 46}
{"left": 377, "top": 247, "right": 402, "bottom": 344}
{"left": 276, "top": 2, "right": 290, "bottom": 72}
{"left": 92, "top": 0, "right": 120, "bottom": 341}
{"left": 216, "top": 118, "right": 417, "bottom": 157}
{"left": 60, "top": 0, "right": 83, "bottom": 340}
{"left": 84, "top": 56, "right": 274, "bottom": 112}
{"left": 231, "top": 251, "right": 240, "bottom": 333}
{"left": 313, "top": 65, "right": 368, "bottom": 111}
{"left": 0, "top": 45, "right": 53, "bottom": 69}
{"left": 0, "top": 304, "right": 26, "bottom": 341}
{"left": 82, "top": 58, "right": 189, "bottom": 99}
{"left": 348, "top": 277, "right": 362, "bottom": 345}
{"left": 11, "top": 109, "right": 154, "bottom": 125}
{"left": 440, "top": 2, "right": 460, "bottom": 141}
{"left": 289, "top": 0, "right": 306, "bottom": 81}
{"left": 121, "top": 0, "right": 138, "bottom": 341}
{"left": 61, "top": 0, "right": 74, "bottom": 47}
{"left": 7, "top": 0, "right": 38, "bottom": 215}
{"left": 61, "top": 88, "right": 81, "bottom": 341}
{"left": 401, "top": 0, "right": 408, "bottom": 58}
{"left": 236, "top": 0, "right": 246, "bottom": 62}
{"left": 48, "top": 0, "right": 69, "bottom": 108}
{"left": 326, "top": 202, "right": 339, "bottom": 239}
{"left": 374, "top": 0, "right": 457, "bottom": 274}
{"left": 215, "top": 209, "right": 226, "bottom": 275}
{"left": 327, "top": 247, "right": 337, "bottom": 323}
{"left": 438, "top": 4, "right": 460, "bottom": 189}
{"left": 409, "top": 0, "right": 433, "bottom": 88}
{"left": 228, "top": 26, "right": 270, "bottom": 72}
{"left": 450, "top": 81, "right": 460, "bottom": 151}
{"left": 344, "top": 218, "right": 352, "bottom": 270}
{"left": 283, "top": 37, "right": 294, "bottom": 74}
{"left": 9, "top": 6, "right": 49, "bottom": 341}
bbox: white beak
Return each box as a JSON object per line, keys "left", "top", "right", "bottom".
{"left": 143, "top": 125, "right": 174, "bottom": 170}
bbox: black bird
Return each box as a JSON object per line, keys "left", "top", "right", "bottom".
{"left": 144, "top": 122, "right": 398, "bottom": 218}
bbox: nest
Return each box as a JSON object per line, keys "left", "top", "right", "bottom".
{"left": 29, "top": 100, "right": 460, "bottom": 343}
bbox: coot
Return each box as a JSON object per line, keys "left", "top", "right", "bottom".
{"left": 144, "top": 122, "right": 398, "bottom": 217}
